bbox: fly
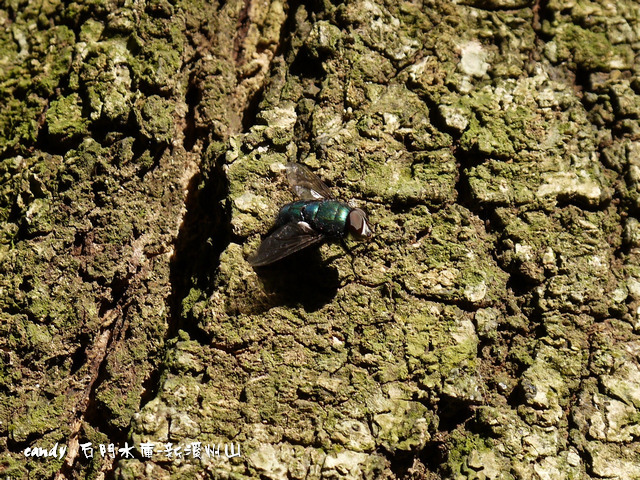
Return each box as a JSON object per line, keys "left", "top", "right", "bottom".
{"left": 248, "top": 163, "right": 372, "bottom": 266}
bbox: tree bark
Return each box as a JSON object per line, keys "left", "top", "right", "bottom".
{"left": 1, "top": 0, "right": 639, "bottom": 479}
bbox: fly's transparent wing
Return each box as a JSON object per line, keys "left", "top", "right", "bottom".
{"left": 286, "top": 163, "right": 333, "bottom": 201}
{"left": 248, "top": 221, "right": 325, "bottom": 267}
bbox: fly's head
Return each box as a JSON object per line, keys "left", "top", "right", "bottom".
{"left": 347, "top": 208, "right": 372, "bottom": 240}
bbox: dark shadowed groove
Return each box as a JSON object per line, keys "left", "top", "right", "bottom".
{"left": 137, "top": 151, "right": 232, "bottom": 415}
{"left": 183, "top": 78, "right": 203, "bottom": 151}
{"left": 241, "top": 85, "right": 266, "bottom": 133}
{"left": 165, "top": 151, "right": 231, "bottom": 344}
{"left": 233, "top": 0, "right": 252, "bottom": 64}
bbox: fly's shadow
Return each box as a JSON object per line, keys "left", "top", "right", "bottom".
{"left": 253, "top": 247, "right": 340, "bottom": 312}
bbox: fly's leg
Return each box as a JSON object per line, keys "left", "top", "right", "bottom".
{"left": 340, "top": 239, "right": 354, "bottom": 258}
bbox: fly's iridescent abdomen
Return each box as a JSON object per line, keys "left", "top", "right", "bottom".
{"left": 277, "top": 200, "right": 351, "bottom": 238}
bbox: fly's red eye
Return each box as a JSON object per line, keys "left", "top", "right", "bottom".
{"left": 347, "top": 209, "right": 372, "bottom": 239}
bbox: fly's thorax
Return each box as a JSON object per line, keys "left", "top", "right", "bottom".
{"left": 306, "top": 200, "right": 351, "bottom": 237}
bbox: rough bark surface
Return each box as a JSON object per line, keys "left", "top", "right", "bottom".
{"left": 1, "top": 0, "right": 639, "bottom": 479}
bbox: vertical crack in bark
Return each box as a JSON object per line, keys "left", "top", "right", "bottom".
{"left": 233, "top": 0, "right": 253, "bottom": 65}
{"left": 55, "top": 327, "right": 113, "bottom": 480}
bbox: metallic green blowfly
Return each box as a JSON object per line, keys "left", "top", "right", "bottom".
{"left": 248, "top": 163, "right": 372, "bottom": 266}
